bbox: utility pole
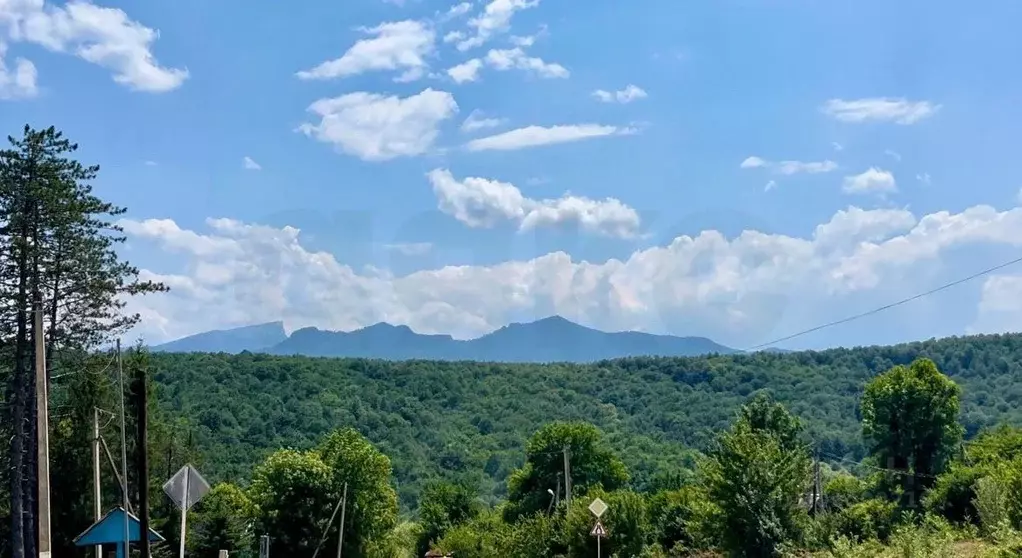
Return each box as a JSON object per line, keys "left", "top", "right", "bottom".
{"left": 34, "top": 303, "right": 52, "bottom": 558}
{"left": 563, "top": 447, "right": 572, "bottom": 508}
{"left": 336, "top": 482, "right": 348, "bottom": 558}
{"left": 136, "top": 358, "right": 151, "bottom": 558}
{"left": 810, "top": 451, "right": 820, "bottom": 515}
{"left": 93, "top": 407, "right": 103, "bottom": 558}
{"left": 117, "top": 339, "right": 130, "bottom": 558}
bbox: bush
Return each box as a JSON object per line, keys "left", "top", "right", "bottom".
{"left": 647, "top": 485, "right": 719, "bottom": 553}
{"left": 924, "top": 464, "right": 984, "bottom": 524}
{"left": 833, "top": 498, "right": 901, "bottom": 543}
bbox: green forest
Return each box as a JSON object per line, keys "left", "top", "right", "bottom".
{"left": 6, "top": 124, "right": 1022, "bottom": 558}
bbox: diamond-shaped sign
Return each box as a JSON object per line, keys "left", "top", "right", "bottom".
{"left": 588, "top": 497, "right": 608, "bottom": 518}
{"left": 162, "top": 464, "right": 210, "bottom": 511}
{"left": 590, "top": 520, "right": 607, "bottom": 538}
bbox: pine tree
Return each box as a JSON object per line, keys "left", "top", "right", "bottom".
{"left": 0, "top": 125, "right": 168, "bottom": 558}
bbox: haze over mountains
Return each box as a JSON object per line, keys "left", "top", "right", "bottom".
{"left": 151, "top": 316, "right": 740, "bottom": 362}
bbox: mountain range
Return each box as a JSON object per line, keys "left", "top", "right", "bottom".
{"left": 151, "top": 316, "right": 741, "bottom": 362}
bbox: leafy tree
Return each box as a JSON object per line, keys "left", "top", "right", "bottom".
{"left": 862, "top": 358, "right": 964, "bottom": 507}
{"left": 248, "top": 449, "right": 337, "bottom": 557}
{"left": 416, "top": 479, "right": 482, "bottom": 556}
{"left": 647, "top": 485, "right": 718, "bottom": 554}
{"left": 190, "top": 483, "right": 256, "bottom": 558}
{"left": 317, "top": 428, "right": 400, "bottom": 558}
{"left": 702, "top": 395, "right": 811, "bottom": 557}
{"left": 505, "top": 421, "right": 628, "bottom": 521}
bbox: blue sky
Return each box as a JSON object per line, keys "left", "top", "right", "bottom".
{"left": 3, "top": 0, "right": 1022, "bottom": 350}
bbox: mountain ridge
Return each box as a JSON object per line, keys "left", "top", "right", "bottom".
{"left": 152, "top": 315, "right": 738, "bottom": 362}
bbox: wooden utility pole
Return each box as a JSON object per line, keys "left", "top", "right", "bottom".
{"left": 563, "top": 447, "right": 572, "bottom": 508}
{"left": 117, "top": 339, "right": 130, "bottom": 557}
{"left": 34, "top": 303, "right": 52, "bottom": 558}
{"left": 93, "top": 407, "right": 103, "bottom": 558}
{"left": 336, "top": 482, "right": 348, "bottom": 558}
{"left": 136, "top": 358, "right": 151, "bottom": 558}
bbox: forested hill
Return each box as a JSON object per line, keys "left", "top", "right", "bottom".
{"left": 152, "top": 331, "right": 1022, "bottom": 510}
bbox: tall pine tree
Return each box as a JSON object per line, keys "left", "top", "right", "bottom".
{"left": 0, "top": 125, "right": 167, "bottom": 558}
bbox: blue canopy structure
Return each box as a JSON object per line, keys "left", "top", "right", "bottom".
{"left": 74, "top": 507, "right": 165, "bottom": 558}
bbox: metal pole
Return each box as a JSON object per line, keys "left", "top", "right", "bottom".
{"left": 93, "top": 407, "right": 103, "bottom": 558}
{"left": 35, "top": 303, "right": 52, "bottom": 558}
{"left": 563, "top": 447, "right": 572, "bottom": 508}
{"left": 179, "top": 471, "right": 189, "bottom": 558}
{"left": 336, "top": 483, "right": 348, "bottom": 558}
{"left": 597, "top": 536, "right": 600, "bottom": 558}
{"left": 117, "top": 339, "right": 130, "bottom": 558}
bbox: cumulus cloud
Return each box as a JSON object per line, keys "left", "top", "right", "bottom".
{"left": 119, "top": 203, "right": 1022, "bottom": 349}
{"left": 446, "top": 46, "right": 568, "bottom": 83}
{"left": 456, "top": 0, "right": 539, "bottom": 51}
{"left": 461, "top": 109, "right": 505, "bottom": 132}
{"left": 740, "top": 156, "right": 838, "bottom": 175}
{"left": 466, "top": 123, "right": 634, "bottom": 152}
{"left": 446, "top": 58, "right": 483, "bottom": 83}
{"left": 821, "top": 97, "right": 941, "bottom": 125}
{"left": 0, "top": 41, "right": 36, "bottom": 99}
{"left": 427, "top": 168, "right": 641, "bottom": 238}
{"left": 242, "top": 156, "right": 261, "bottom": 171}
{"left": 484, "top": 47, "right": 567, "bottom": 78}
{"left": 296, "top": 20, "right": 434, "bottom": 82}
{"left": 592, "top": 85, "right": 647, "bottom": 104}
{"left": 842, "top": 168, "right": 897, "bottom": 195}
{"left": 297, "top": 88, "right": 458, "bottom": 161}
{"left": 0, "top": 0, "right": 186, "bottom": 92}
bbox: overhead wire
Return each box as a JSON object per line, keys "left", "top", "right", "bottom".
{"left": 744, "top": 253, "right": 1022, "bottom": 352}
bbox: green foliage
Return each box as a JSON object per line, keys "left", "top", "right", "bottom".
{"left": 248, "top": 448, "right": 336, "bottom": 557}
{"left": 505, "top": 421, "right": 628, "bottom": 521}
{"left": 824, "top": 473, "right": 868, "bottom": 512}
{"left": 833, "top": 498, "right": 902, "bottom": 543}
{"left": 317, "top": 428, "right": 400, "bottom": 557}
{"left": 416, "top": 480, "right": 482, "bottom": 556}
{"left": 563, "top": 487, "right": 649, "bottom": 558}
{"left": 973, "top": 476, "right": 1010, "bottom": 537}
{"left": 862, "top": 358, "right": 964, "bottom": 507}
{"left": 190, "top": 483, "right": 256, "bottom": 558}
{"left": 924, "top": 464, "right": 984, "bottom": 524}
{"left": 702, "top": 395, "right": 812, "bottom": 557}
{"left": 647, "top": 484, "right": 719, "bottom": 553}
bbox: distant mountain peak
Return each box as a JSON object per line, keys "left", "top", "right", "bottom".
{"left": 154, "top": 316, "right": 736, "bottom": 362}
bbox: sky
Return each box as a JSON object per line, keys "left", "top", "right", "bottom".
{"left": 2, "top": 0, "right": 1022, "bottom": 351}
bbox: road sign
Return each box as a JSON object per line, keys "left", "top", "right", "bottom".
{"left": 588, "top": 497, "right": 608, "bottom": 518}
{"left": 163, "top": 464, "right": 211, "bottom": 558}
{"left": 162, "top": 464, "right": 210, "bottom": 511}
{"left": 590, "top": 521, "right": 607, "bottom": 538}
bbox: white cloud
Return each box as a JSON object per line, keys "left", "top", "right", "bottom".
{"left": 143, "top": 160, "right": 158, "bottom": 166}
{"left": 0, "top": 41, "right": 36, "bottom": 99}
{"left": 484, "top": 47, "right": 567, "bottom": 78}
{"left": 295, "top": 20, "right": 434, "bottom": 82}
{"left": 461, "top": 109, "right": 505, "bottom": 132}
{"left": 457, "top": 0, "right": 539, "bottom": 51}
{"left": 384, "top": 242, "right": 433, "bottom": 256}
{"left": 120, "top": 203, "right": 1022, "bottom": 349}
{"left": 297, "top": 88, "right": 458, "bottom": 162}
{"left": 443, "top": 30, "right": 465, "bottom": 43}
{"left": 821, "top": 97, "right": 941, "bottom": 125}
{"left": 446, "top": 58, "right": 482, "bottom": 83}
{"left": 443, "top": 2, "right": 473, "bottom": 20}
{"left": 917, "top": 173, "right": 932, "bottom": 186}
{"left": 466, "top": 124, "right": 633, "bottom": 152}
{"left": 740, "top": 156, "right": 838, "bottom": 175}
{"left": 842, "top": 168, "right": 897, "bottom": 195}
{"left": 0, "top": 0, "right": 186, "bottom": 92}
{"left": 832, "top": 142, "right": 844, "bottom": 152}
{"left": 592, "top": 85, "right": 647, "bottom": 104}
{"left": 884, "top": 149, "right": 902, "bottom": 162}
{"left": 243, "top": 156, "right": 262, "bottom": 171}
{"left": 764, "top": 180, "right": 777, "bottom": 192}
{"left": 427, "top": 168, "right": 641, "bottom": 238}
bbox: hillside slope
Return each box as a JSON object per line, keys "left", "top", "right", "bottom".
{"left": 152, "top": 332, "right": 1022, "bottom": 510}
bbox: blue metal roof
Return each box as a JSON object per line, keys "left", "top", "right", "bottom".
{"left": 73, "top": 507, "right": 166, "bottom": 546}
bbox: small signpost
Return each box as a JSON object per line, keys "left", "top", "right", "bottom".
{"left": 259, "top": 535, "right": 270, "bottom": 558}
{"left": 163, "top": 464, "right": 211, "bottom": 558}
{"left": 588, "top": 498, "right": 608, "bottom": 557}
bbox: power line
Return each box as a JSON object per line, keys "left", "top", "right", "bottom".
{"left": 745, "top": 253, "right": 1022, "bottom": 351}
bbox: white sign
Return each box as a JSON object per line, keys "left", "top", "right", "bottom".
{"left": 590, "top": 521, "right": 607, "bottom": 538}
{"left": 162, "top": 464, "right": 211, "bottom": 511}
{"left": 588, "top": 497, "right": 608, "bottom": 518}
